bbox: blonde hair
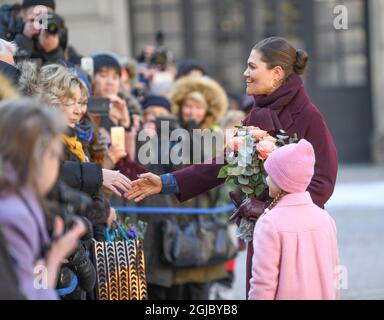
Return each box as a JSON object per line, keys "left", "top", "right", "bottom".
{"left": 18, "top": 63, "right": 89, "bottom": 106}
{"left": 267, "top": 190, "right": 288, "bottom": 211}
{"left": 39, "top": 64, "right": 88, "bottom": 107}
{"left": 169, "top": 76, "right": 228, "bottom": 129}
{"left": 183, "top": 91, "right": 208, "bottom": 110}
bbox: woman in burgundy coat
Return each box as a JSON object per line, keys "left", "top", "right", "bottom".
{"left": 126, "top": 37, "right": 338, "bottom": 297}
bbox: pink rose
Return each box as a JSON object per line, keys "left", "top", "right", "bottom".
{"left": 261, "top": 135, "right": 277, "bottom": 144}
{"left": 249, "top": 127, "right": 268, "bottom": 141}
{"left": 257, "top": 139, "right": 277, "bottom": 161}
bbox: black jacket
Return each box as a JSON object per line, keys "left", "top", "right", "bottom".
{"left": 60, "top": 131, "right": 109, "bottom": 226}
{"left": 14, "top": 32, "right": 66, "bottom": 65}
{"left": 60, "top": 161, "right": 103, "bottom": 198}
{"left": 0, "top": 4, "right": 23, "bottom": 42}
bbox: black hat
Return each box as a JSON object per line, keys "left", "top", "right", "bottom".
{"left": 177, "top": 58, "right": 207, "bottom": 78}
{"left": 22, "top": 0, "right": 56, "bottom": 10}
{"left": 92, "top": 54, "right": 122, "bottom": 76}
{"left": 142, "top": 95, "right": 171, "bottom": 113}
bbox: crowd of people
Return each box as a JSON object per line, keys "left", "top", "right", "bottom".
{"left": 0, "top": 0, "right": 340, "bottom": 301}
{"left": 0, "top": 0, "right": 251, "bottom": 301}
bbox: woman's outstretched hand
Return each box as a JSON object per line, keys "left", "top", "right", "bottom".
{"left": 125, "top": 173, "right": 162, "bottom": 203}
{"left": 102, "top": 169, "right": 133, "bottom": 197}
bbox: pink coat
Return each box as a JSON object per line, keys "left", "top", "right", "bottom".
{"left": 248, "top": 192, "right": 340, "bottom": 300}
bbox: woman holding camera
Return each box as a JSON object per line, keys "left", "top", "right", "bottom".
{"left": 33, "top": 63, "right": 133, "bottom": 299}
{"left": 0, "top": 98, "right": 86, "bottom": 300}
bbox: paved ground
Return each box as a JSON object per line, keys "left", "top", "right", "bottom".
{"left": 233, "top": 165, "right": 384, "bottom": 300}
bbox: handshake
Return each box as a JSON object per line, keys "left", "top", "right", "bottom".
{"left": 124, "top": 173, "right": 163, "bottom": 203}
{"left": 123, "top": 174, "right": 266, "bottom": 223}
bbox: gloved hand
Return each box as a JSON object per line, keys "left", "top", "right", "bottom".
{"left": 229, "top": 192, "right": 266, "bottom": 222}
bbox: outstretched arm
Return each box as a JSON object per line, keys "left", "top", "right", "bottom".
{"left": 125, "top": 173, "right": 163, "bottom": 203}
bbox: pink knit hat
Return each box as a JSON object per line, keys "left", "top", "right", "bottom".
{"left": 264, "top": 139, "right": 315, "bottom": 193}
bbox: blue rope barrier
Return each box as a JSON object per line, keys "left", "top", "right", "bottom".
{"left": 56, "top": 275, "right": 78, "bottom": 297}
{"left": 114, "top": 204, "right": 236, "bottom": 215}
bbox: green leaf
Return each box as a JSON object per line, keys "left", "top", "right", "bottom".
{"left": 241, "top": 185, "right": 254, "bottom": 195}
{"left": 218, "top": 166, "right": 229, "bottom": 178}
{"left": 251, "top": 174, "right": 260, "bottom": 183}
{"left": 262, "top": 175, "right": 267, "bottom": 185}
{"left": 255, "top": 183, "right": 267, "bottom": 197}
{"left": 228, "top": 166, "right": 245, "bottom": 176}
{"left": 238, "top": 176, "right": 250, "bottom": 185}
{"left": 225, "top": 176, "right": 231, "bottom": 184}
{"left": 242, "top": 170, "right": 254, "bottom": 177}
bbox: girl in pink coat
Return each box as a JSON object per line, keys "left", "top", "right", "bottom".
{"left": 248, "top": 139, "right": 340, "bottom": 300}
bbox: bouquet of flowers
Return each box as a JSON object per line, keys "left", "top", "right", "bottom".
{"left": 219, "top": 126, "right": 298, "bottom": 241}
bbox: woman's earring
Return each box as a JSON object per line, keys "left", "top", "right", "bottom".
{"left": 271, "top": 79, "right": 278, "bottom": 89}
{"left": 272, "top": 78, "right": 282, "bottom": 90}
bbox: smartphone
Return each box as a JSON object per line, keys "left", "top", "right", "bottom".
{"left": 87, "top": 97, "right": 111, "bottom": 114}
{"left": 81, "top": 57, "right": 94, "bottom": 76}
{"left": 111, "top": 127, "right": 126, "bottom": 152}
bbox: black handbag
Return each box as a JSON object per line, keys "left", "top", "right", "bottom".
{"left": 161, "top": 216, "right": 237, "bottom": 268}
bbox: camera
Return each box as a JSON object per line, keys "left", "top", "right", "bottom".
{"left": 47, "top": 181, "right": 97, "bottom": 298}
{"left": 39, "top": 12, "right": 64, "bottom": 35}
{"left": 38, "top": 13, "right": 68, "bottom": 51}
{"left": 151, "top": 48, "right": 174, "bottom": 71}
{"left": 47, "top": 181, "right": 93, "bottom": 236}
{"left": 87, "top": 97, "right": 110, "bottom": 115}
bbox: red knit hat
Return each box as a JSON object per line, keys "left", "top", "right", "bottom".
{"left": 264, "top": 139, "right": 315, "bottom": 193}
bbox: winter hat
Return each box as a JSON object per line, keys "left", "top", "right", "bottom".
{"left": 92, "top": 54, "right": 122, "bottom": 76}
{"left": 177, "top": 59, "right": 207, "bottom": 79}
{"left": 22, "top": 0, "right": 56, "bottom": 10}
{"left": 68, "top": 67, "right": 92, "bottom": 97}
{"left": 264, "top": 139, "right": 316, "bottom": 193}
{"left": 142, "top": 95, "right": 171, "bottom": 113}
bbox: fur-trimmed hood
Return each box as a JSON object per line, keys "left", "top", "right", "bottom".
{"left": 168, "top": 76, "right": 228, "bottom": 130}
